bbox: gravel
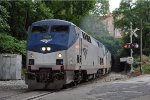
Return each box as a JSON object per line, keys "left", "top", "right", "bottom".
{"left": 0, "top": 73, "right": 130, "bottom": 100}
{"left": 98, "top": 72, "right": 129, "bottom": 83}
{"left": 0, "top": 73, "right": 129, "bottom": 90}
{"left": 0, "top": 80, "right": 27, "bottom": 90}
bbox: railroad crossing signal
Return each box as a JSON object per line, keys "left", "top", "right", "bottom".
{"left": 123, "top": 43, "right": 139, "bottom": 49}
{"left": 132, "top": 28, "right": 139, "bottom": 38}
{"left": 122, "top": 23, "right": 140, "bottom": 72}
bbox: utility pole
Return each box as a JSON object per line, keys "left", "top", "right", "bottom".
{"left": 130, "top": 22, "right": 134, "bottom": 72}
{"left": 140, "top": 19, "right": 143, "bottom": 74}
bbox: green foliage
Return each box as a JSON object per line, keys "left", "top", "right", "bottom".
{"left": 96, "top": 36, "right": 123, "bottom": 55}
{"left": 44, "top": 0, "right": 95, "bottom": 25}
{"left": 0, "top": 5, "right": 9, "bottom": 32}
{"left": 90, "top": 0, "right": 109, "bottom": 16}
{"left": 1, "top": 0, "right": 53, "bottom": 40}
{"left": 134, "top": 55, "right": 150, "bottom": 74}
{"left": 142, "top": 56, "right": 150, "bottom": 74}
{"left": 142, "top": 64, "right": 150, "bottom": 74}
{"left": 0, "top": 33, "right": 26, "bottom": 55}
{"left": 31, "top": 1, "right": 53, "bottom": 21}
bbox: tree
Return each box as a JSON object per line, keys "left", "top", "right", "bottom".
{"left": 0, "top": 33, "right": 26, "bottom": 55}
{"left": 90, "top": 0, "right": 109, "bottom": 16}
{"left": 1, "top": 0, "right": 53, "bottom": 40}
{"left": 44, "top": 0, "right": 95, "bottom": 25}
{"left": 0, "top": 5, "right": 9, "bottom": 32}
{"left": 135, "top": 0, "right": 150, "bottom": 54}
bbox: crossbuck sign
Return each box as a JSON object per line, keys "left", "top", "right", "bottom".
{"left": 132, "top": 28, "right": 139, "bottom": 38}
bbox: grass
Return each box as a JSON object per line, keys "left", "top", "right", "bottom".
{"left": 142, "top": 63, "right": 150, "bottom": 74}
{"left": 141, "top": 55, "right": 150, "bottom": 74}
{"left": 133, "top": 55, "right": 150, "bottom": 74}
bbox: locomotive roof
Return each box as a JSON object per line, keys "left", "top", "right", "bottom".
{"left": 32, "top": 19, "right": 74, "bottom": 26}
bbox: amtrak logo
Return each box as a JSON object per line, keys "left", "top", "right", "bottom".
{"left": 40, "top": 39, "right": 52, "bottom": 43}
{"left": 83, "top": 48, "right": 88, "bottom": 59}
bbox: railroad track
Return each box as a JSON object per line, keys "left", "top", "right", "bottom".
{"left": 0, "top": 73, "right": 111, "bottom": 100}
{"left": 0, "top": 90, "right": 30, "bottom": 100}
{"left": 23, "top": 74, "right": 110, "bottom": 100}
{"left": 22, "top": 92, "right": 53, "bottom": 100}
{"left": 0, "top": 90, "right": 53, "bottom": 100}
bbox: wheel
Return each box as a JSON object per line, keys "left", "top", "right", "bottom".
{"left": 96, "top": 70, "right": 101, "bottom": 78}
{"left": 74, "top": 71, "right": 83, "bottom": 83}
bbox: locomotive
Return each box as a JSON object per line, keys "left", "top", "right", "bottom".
{"left": 25, "top": 19, "right": 111, "bottom": 89}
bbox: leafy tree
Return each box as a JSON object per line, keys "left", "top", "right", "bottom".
{"left": 90, "top": 0, "right": 109, "bottom": 16}
{"left": 1, "top": 0, "right": 53, "bottom": 40}
{"left": 44, "top": 0, "right": 95, "bottom": 25}
{"left": 0, "top": 33, "right": 26, "bottom": 55}
{"left": 0, "top": 5, "right": 9, "bottom": 32}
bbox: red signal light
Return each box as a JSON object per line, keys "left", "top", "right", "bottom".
{"left": 123, "top": 44, "right": 128, "bottom": 48}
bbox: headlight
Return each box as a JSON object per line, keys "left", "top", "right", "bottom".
{"left": 41, "top": 47, "right": 46, "bottom": 51}
{"left": 58, "top": 53, "right": 62, "bottom": 58}
{"left": 47, "top": 47, "right": 51, "bottom": 51}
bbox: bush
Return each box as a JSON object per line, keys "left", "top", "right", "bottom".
{"left": 133, "top": 55, "right": 150, "bottom": 74}
{"left": 142, "top": 64, "right": 150, "bottom": 74}
{"left": 0, "top": 33, "right": 26, "bottom": 55}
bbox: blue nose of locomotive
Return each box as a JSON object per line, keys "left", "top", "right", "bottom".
{"left": 27, "top": 19, "right": 78, "bottom": 53}
{"left": 27, "top": 32, "right": 70, "bottom": 53}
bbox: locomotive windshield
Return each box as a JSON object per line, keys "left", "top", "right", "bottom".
{"left": 32, "top": 25, "right": 49, "bottom": 33}
{"left": 51, "top": 25, "right": 69, "bottom": 33}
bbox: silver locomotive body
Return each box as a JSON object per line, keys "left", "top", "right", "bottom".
{"left": 25, "top": 19, "right": 111, "bottom": 89}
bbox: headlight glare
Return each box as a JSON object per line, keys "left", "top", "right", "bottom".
{"left": 41, "top": 47, "right": 46, "bottom": 51}
{"left": 47, "top": 47, "right": 51, "bottom": 51}
{"left": 58, "top": 53, "right": 62, "bottom": 58}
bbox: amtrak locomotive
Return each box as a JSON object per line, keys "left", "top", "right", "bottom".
{"left": 25, "top": 19, "right": 111, "bottom": 89}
